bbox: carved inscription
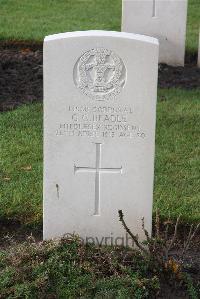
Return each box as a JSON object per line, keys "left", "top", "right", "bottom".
{"left": 56, "top": 105, "right": 146, "bottom": 139}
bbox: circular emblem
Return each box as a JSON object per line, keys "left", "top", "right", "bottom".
{"left": 74, "top": 48, "right": 126, "bottom": 101}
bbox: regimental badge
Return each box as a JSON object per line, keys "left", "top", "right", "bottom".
{"left": 74, "top": 48, "right": 126, "bottom": 101}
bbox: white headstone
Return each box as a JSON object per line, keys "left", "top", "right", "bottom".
{"left": 43, "top": 31, "right": 159, "bottom": 246}
{"left": 198, "top": 30, "right": 200, "bottom": 68}
{"left": 122, "top": 0, "right": 188, "bottom": 66}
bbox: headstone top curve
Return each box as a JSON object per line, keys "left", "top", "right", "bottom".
{"left": 44, "top": 30, "right": 159, "bottom": 46}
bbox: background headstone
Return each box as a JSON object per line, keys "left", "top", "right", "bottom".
{"left": 122, "top": 0, "right": 188, "bottom": 66}
{"left": 43, "top": 31, "right": 158, "bottom": 245}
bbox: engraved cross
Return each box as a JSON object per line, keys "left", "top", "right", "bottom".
{"left": 74, "top": 143, "right": 122, "bottom": 216}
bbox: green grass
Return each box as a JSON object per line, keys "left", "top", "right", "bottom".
{"left": 0, "top": 89, "right": 199, "bottom": 226}
{"left": 186, "top": 0, "right": 200, "bottom": 54}
{"left": 0, "top": 0, "right": 121, "bottom": 41}
{"left": 0, "top": 0, "right": 199, "bottom": 54}
{"left": 154, "top": 89, "right": 200, "bottom": 223}
{"left": 0, "top": 104, "right": 43, "bottom": 225}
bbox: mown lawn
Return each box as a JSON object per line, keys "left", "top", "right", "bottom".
{"left": 155, "top": 89, "right": 200, "bottom": 223}
{"left": 0, "top": 89, "right": 199, "bottom": 227}
{"left": 0, "top": 104, "right": 43, "bottom": 225}
{"left": 0, "top": 0, "right": 199, "bottom": 54}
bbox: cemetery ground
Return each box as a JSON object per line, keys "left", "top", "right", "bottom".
{"left": 1, "top": 72, "right": 200, "bottom": 297}
{"left": 0, "top": 0, "right": 199, "bottom": 298}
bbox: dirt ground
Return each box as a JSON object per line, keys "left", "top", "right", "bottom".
{"left": 0, "top": 43, "right": 199, "bottom": 112}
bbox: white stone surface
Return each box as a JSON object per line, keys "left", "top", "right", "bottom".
{"left": 43, "top": 30, "right": 159, "bottom": 246}
{"left": 122, "top": 0, "right": 188, "bottom": 66}
{"left": 198, "top": 30, "right": 200, "bottom": 68}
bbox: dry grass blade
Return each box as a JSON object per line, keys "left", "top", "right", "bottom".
{"left": 118, "top": 210, "right": 148, "bottom": 255}
{"left": 166, "top": 215, "right": 181, "bottom": 258}
{"left": 155, "top": 208, "right": 160, "bottom": 239}
{"left": 181, "top": 223, "right": 200, "bottom": 257}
